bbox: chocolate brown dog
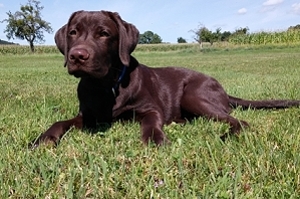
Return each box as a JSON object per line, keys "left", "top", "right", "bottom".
{"left": 31, "top": 10, "right": 300, "bottom": 147}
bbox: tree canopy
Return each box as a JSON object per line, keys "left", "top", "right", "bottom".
{"left": 1, "top": 0, "right": 53, "bottom": 52}
{"left": 288, "top": 24, "right": 300, "bottom": 31}
{"left": 139, "top": 31, "right": 162, "bottom": 44}
{"left": 191, "top": 25, "right": 217, "bottom": 45}
{"left": 177, "top": 37, "right": 187, "bottom": 43}
{"left": 232, "top": 27, "right": 249, "bottom": 35}
{"left": 191, "top": 24, "right": 251, "bottom": 45}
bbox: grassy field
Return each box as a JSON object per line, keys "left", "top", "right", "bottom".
{"left": 0, "top": 45, "right": 300, "bottom": 198}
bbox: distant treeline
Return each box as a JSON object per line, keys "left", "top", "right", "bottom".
{"left": 193, "top": 25, "right": 300, "bottom": 45}
{"left": 1, "top": 31, "right": 300, "bottom": 55}
{"left": 0, "top": 39, "right": 19, "bottom": 45}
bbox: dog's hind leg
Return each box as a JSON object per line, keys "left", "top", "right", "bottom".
{"left": 181, "top": 97, "right": 249, "bottom": 139}
{"left": 180, "top": 80, "right": 249, "bottom": 139}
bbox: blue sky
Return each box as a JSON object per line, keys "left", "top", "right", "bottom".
{"left": 0, "top": 0, "right": 300, "bottom": 45}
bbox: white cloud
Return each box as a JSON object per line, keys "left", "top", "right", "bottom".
{"left": 263, "top": 0, "right": 283, "bottom": 6}
{"left": 260, "top": 6, "right": 276, "bottom": 13}
{"left": 0, "top": 3, "right": 4, "bottom": 8}
{"left": 238, "top": 8, "right": 247, "bottom": 15}
{"left": 292, "top": 3, "right": 300, "bottom": 15}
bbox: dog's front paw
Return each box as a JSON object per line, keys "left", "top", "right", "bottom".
{"left": 28, "top": 135, "right": 58, "bottom": 150}
{"left": 142, "top": 130, "right": 170, "bottom": 146}
{"left": 155, "top": 136, "right": 171, "bottom": 146}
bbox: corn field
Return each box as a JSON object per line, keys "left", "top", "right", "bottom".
{"left": 229, "top": 29, "right": 300, "bottom": 45}
{"left": 0, "top": 43, "right": 200, "bottom": 55}
{"left": 0, "top": 45, "right": 59, "bottom": 55}
{"left": 135, "top": 43, "right": 200, "bottom": 52}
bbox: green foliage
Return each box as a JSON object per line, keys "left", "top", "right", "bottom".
{"left": 135, "top": 43, "right": 199, "bottom": 52}
{"left": 288, "top": 24, "right": 300, "bottom": 31}
{"left": 177, "top": 37, "right": 187, "bottom": 43}
{"left": 221, "top": 31, "right": 232, "bottom": 41}
{"left": 3, "top": 42, "right": 300, "bottom": 55}
{"left": 0, "top": 46, "right": 300, "bottom": 198}
{"left": 0, "top": 45, "right": 59, "bottom": 54}
{"left": 229, "top": 29, "right": 300, "bottom": 45}
{"left": 0, "top": 44, "right": 200, "bottom": 54}
{"left": 139, "top": 31, "right": 162, "bottom": 44}
{"left": 191, "top": 25, "right": 211, "bottom": 43}
{"left": 232, "top": 27, "right": 250, "bottom": 35}
{"left": 192, "top": 25, "right": 231, "bottom": 45}
{"left": 1, "top": 0, "right": 53, "bottom": 52}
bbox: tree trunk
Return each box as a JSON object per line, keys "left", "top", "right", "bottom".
{"left": 29, "top": 41, "right": 35, "bottom": 53}
{"left": 198, "top": 41, "right": 203, "bottom": 50}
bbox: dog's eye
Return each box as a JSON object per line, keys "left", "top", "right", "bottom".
{"left": 69, "top": 30, "right": 77, "bottom": 36}
{"left": 99, "top": 31, "right": 110, "bottom": 37}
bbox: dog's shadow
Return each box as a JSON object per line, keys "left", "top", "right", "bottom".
{"left": 84, "top": 123, "right": 112, "bottom": 136}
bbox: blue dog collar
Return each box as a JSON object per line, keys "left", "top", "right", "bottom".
{"left": 112, "top": 65, "right": 126, "bottom": 97}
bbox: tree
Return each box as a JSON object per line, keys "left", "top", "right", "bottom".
{"left": 1, "top": 0, "right": 53, "bottom": 52}
{"left": 193, "top": 25, "right": 227, "bottom": 46}
{"left": 288, "top": 24, "right": 300, "bottom": 31}
{"left": 211, "top": 28, "right": 222, "bottom": 44}
{"left": 232, "top": 27, "right": 249, "bottom": 35}
{"left": 177, "top": 37, "right": 187, "bottom": 43}
{"left": 192, "top": 25, "right": 207, "bottom": 44}
{"left": 221, "top": 31, "right": 232, "bottom": 41}
{"left": 139, "top": 31, "right": 162, "bottom": 44}
{"left": 191, "top": 24, "right": 222, "bottom": 46}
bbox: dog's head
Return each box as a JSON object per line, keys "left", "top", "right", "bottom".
{"left": 55, "top": 10, "right": 139, "bottom": 78}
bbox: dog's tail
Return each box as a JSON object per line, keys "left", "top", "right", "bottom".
{"left": 228, "top": 95, "right": 300, "bottom": 109}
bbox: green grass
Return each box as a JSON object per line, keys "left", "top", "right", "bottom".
{"left": 0, "top": 45, "right": 300, "bottom": 198}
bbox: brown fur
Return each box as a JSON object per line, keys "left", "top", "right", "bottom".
{"left": 30, "top": 10, "right": 300, "bottom": 148}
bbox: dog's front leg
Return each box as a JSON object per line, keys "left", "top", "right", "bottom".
{"left": 30, "top": 113, "right": 83, "bottom": 148}
{"left": 140, "top": 111, "right": 169, "bottom": 145}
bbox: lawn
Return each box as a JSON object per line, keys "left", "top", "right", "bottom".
{"left": 0, "top": 45, "right": 300, "bottom": 198}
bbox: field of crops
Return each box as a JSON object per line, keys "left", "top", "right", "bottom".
{"left": 0, "top": 43, "right": 202, "bottom": 55}
{"left": 0, "top": 44, "right": 59, "bottom": 54}
{"left": 1, "top": 29, "right": 300, "bottom": 54}
{"left": 229, "top": 29, "right": 300, "bottom": 45}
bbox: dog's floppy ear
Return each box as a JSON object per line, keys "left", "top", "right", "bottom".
{"left": 105, "top": 11, "right": 139, "bottom": 67}
{"left": 54, "top": 25, "right": 67, "bottom": 55}
{"left": 54, "top": 25, "right": 68, "bottom": 67}
{"left": 54, "top": 11, "right": 84, "bottom": 66}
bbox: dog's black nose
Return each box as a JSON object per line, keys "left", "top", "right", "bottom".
{"left": 69, "top": 48, "right": 90, "bottom": 62}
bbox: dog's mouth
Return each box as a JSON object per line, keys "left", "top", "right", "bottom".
{"left": 66, "top": 48, "right": 112, "bottom": 78}
{"left": 69, "top": 70, "right": 89, "bottom": 78}
{"left": 66, "top": 53, "right": 111, "bottom": 78}
{"left": 68, "top": 66, "right": 108, "bottom": 78}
